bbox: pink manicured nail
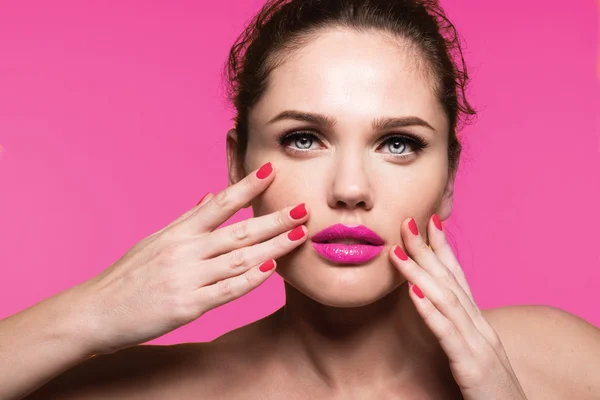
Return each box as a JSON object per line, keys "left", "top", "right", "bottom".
{"left": 432, "top": 214, "right": 443, "bottom": 231}
{"left": 289, "top": 203, "right": 307, "bottom": 220}
{"left": 412, "top": 284, "right": 425, "bottom": 299}
{"left": 256, "top": 162, "right": 273, "bottom": 179}
{"left": 197, "top": 192, "right": 210, "bottom": 206}
{"left": 259, "top": 259, "right": 275, "bottom": 272}
{"left": 394, "top": 245, "right": 408, "bottom": 261}
{"left": 408, "top": 218, "right": 419, "bottom": 235}
{"left": 288, "top": 226, "right": 305, "bottom": 241}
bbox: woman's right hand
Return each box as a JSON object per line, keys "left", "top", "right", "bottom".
{"left": 74, "top": 161, "right": 308, "bottom": 356}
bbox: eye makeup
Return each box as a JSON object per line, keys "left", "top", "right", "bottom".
{"left": 275, "top": 129, "right": 429, "bottom": 161}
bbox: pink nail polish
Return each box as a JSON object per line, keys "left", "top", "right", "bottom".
{"left": 412, "top": 284, "right": 425, "bottom": 299}
{"left": 394, "top": 245, "right": 408, "bottom": 261}
{"left": 288, "top": 226, "right": 305, "bottom": 241}
{"left": 259, "top": 259, "right": 275, "bottom": 272}
{"left": 197, "top": 192, "right": 210, "bottom": 206}
{"left": 256, "top": 162, "right": 273, "bottom": 179}
{"left": 409, "top": 218, "right": 419, "bottom": 235}
{"left": 289, "top": 203, "right": 307, "bottom": 220}
{"left": 432, "top": 214, "right": 443, "bottom": 231}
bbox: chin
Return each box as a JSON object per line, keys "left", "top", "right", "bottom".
{"left": 277, "top": 248, "right": 404, "bottom": 308}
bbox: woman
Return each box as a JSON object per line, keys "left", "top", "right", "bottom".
{"left": 2, "top": 0, "right": 599, "bottom": 398}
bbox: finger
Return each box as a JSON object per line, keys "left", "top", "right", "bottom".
{"left": 423, "top": 215, "right": 501, "bottom": 347}
{"left": 146, "top": 193, "right": 215, "bottom": 241}
{"left": 199, "top": 203, "right": 309, "bottom": 259}
{"left": 166, "top": 193, "right": 215, "bottom": 231}
{"left": 427, "top": 214, "right": 475, "bottom": 303}
{"left": 407, "top": 281, "right": 472, "bottom": 362}
{"left": 196, "top": 225, "right": 307, "bottom": 287}
{"left": 390, "top": 242, "right": 484, "bottom": 349}
{"left": 402, "top": 217, "right": 481, "bottom": 325}
{"left": 176, "top": 161, "right": 275, "bottom": 236}
{"left": 196, "top": 258, "right": 278, "bottom": 314}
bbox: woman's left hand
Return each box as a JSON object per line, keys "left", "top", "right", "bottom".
{"left": 389, "top": 214, "right": 528, "bottom": 400}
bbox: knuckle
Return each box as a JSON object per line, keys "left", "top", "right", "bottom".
{"left": 199, "top": 287, "right": 219, "bottom": 311}
{"left": 243, "top": 175, "right": 255, "bottom": 191}
{"left": 484, "top": 327, "right": 502, "bottom": 350}
{"left": 421, "top": 307, "right": 437, "bottom": 325}
{"left": 170, "top": 296, "right": 197, "bottom": 325}
{"left": 158, "top": 229, "right": 185, "bottom": 248}
{"left": 436, "top": 320, "right": 459, "bottom": 345}
{"left": 244, "top": 271, "right": 255, "bottom": 288}
{"left": 442, "top": 322, "right": 459, "bottom": 340}
{"left": 228, "top": 248, "right": 247, "bottom": 270}
{"left": 213, "top": 189, "right": 230, "bottom": 208}
{"left": 274, "top": 209, "right": 287, "bottom": 229}
{"left": 217, "top": 278, "right": 234, "bottom": 297}
{"left": 439, "top": 270, "right": 457, "bottom": 287}
{"left": 231, "top": 219, "right": 249, "bottom": 242}
{"left": 416, "top": 240, "right": 430, "bottom": 252}
{"left": 272, "top": 235, "right": 286, "bottom": 253}
{"left": 450, "top": 264, "right": 466, "bottom": 280}
{"left": 441, "top": 289, "right": 460, "bottom": 308}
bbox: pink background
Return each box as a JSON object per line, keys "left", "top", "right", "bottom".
{"left": 0, "top": 0, "right": 598, "bottom": 347}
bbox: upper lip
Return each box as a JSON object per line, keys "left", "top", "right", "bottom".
{"left": 311, "top": 224, "right": 385, "bottom": 245}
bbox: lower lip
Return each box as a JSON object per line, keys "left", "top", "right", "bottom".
{"left": 311, "top": 242, "right": 384, "bottom": 264}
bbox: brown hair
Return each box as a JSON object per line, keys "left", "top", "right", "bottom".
{"left": 225, "top": 0, "right": 476, "bottom": 174}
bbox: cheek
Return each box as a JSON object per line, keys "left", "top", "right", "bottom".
{"left": 251, "top": 170, "right": 315, "bottom": 217}
{"left": 380, "top": 168, "right": 447, "bottom": 214}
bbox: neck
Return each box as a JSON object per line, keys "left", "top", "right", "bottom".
{"left": 267, "top": 281, "right": 456, "bottom": 394}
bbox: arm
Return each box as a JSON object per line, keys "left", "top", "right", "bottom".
{"left": 0, "top": 284, "right": 100, "bottom": 400}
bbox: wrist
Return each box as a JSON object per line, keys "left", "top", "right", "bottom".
{"left": 50, "top": 282, "right": 109, "bottom": 358}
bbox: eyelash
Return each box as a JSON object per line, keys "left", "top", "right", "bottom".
{"left": 275, "top": 130, "right": 429, "bottom": 160}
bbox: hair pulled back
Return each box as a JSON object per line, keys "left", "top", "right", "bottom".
{"left": 225, "top": 0, "right": 476, "bottom": 174}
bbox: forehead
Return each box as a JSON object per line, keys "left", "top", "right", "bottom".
{"left": 250, "top": 28, "right": 448, "bottom": 133}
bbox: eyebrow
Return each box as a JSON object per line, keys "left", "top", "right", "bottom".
{"left": 268, "top": 110, "right": 436, "bottom": 133}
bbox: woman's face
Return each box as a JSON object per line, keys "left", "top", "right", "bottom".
{"left": 228, "top": 28, "right": 454, "bottom": 307}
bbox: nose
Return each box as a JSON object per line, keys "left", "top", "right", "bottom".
{"left": 327, "top": 148, "right": 373, "bottom": 210}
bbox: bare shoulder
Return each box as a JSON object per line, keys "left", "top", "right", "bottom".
{"left": 482, "top": 305, "right": 600, "bottom": 399}
{"left": 24, "top": 322, "right": 270, "bottom": 400}
{"left": 22, "top": 343, "right": 205, "bottom": 400}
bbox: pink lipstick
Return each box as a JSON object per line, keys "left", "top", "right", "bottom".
{"left": 311, "top": 224, "right": 384, "bottom": 264}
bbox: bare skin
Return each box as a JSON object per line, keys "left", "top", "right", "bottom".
{"left": 18, "top": 27, "right": 600, "bottom": 400}
{"left": 25, "top": 303, "right": 600, "bottom": 399}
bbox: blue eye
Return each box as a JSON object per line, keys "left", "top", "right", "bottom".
{"left": 285, "top": 132, "right": 316, "bottom": 150}
{"left": 276, "top": 131, "right": 429, "bottom": 159}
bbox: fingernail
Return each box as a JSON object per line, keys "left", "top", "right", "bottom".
{"left": 394, "top": 245, "right": 408, "bottom": 261}
{"left": 197, "top": 192, "right": 211, "bottom": 206}
{"left": 432, "top": 214, "right": 443, "bottom": 231}
{"left": 409, "top": 218, "right": 419, "bottom": 235}
{"left": 289, "top": 203, "right": 307, "bottom": 220}
{"left": 412, "top": 284, "right": 425, "bottom": 299}
{"left": 256, "top": 162, "right": 273, "bottom": 179}
{"left": 288, "top": 226, "right": 305, "bottom": 241}
{"left": 259, "top": 259, "right": 275, "bottom": 272}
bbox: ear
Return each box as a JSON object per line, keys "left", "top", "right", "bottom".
{"left": 436, "top": 168, "right": 456, "bottom": 221}
{"left": 226, "top": 128, "right": 251, "bottom": 208}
